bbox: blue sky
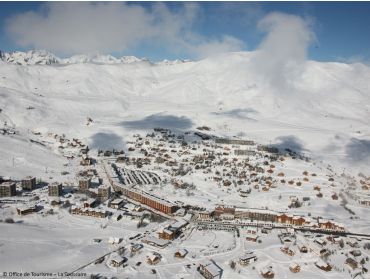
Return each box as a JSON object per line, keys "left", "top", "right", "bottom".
{"left": 0, "top": 1, "right": 369, "bottom": 63}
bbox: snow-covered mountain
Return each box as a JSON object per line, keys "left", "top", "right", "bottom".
{"left": 0, "top": 50, "right": 191, "bottom": 65}
{"left": 61, "top": 53, "right": 149, "bottom": 64}
{"left": 1, "top": 50, "right": 370, "bottom": 175}
{"left": 0, "top": 50, "right": 60, "bottom": 65}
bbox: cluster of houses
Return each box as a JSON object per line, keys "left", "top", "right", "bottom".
{"left": 198, "top": 205, "right": 346, "bottom": 232}
{"left": 70, "top": 205, "right": 108, "bottom": 218}
{"left": 346, "top": 191, "right": 370, "bottom": 207}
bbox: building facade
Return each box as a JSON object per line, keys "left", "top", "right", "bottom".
{"left": 79, "top": 177, "right": 91, "bottom": 191}
{"left": 0, "top": 182, "right": 16, "bottom": 197}
{"left": 48, "top": 183, "right": 63, "bottom": 196}
{"left": 21, "top": 176, "right": 36, "bottom": 191}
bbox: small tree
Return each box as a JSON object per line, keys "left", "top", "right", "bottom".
{"left": 230, "top": 261, "right": 236, "bottom": 270}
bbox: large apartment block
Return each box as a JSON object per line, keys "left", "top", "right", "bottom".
{"left": 48, "top": 182, "right": 63, "bottom": 197}
{"left": 21, "top": 176, "right": 36, "bottom": 191}
{"left": 0, "top": 182, "right": 16, "bottom": 197}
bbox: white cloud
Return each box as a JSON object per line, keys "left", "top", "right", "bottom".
{"left": 250, "top": 12, "right": 315, "bottom": 92}
{"left": 5, "top": 2, "right": 244, "bottom": 58}
{"left": 5, "top": 2, "right": 154, "bottom": 55}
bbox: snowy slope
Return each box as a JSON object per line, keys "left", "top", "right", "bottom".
{"left": 0, "top": 50, "right": 370, "bottom": 177}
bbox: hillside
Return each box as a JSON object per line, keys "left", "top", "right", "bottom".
{"left": 1, "top": 50, "right": 370, "bottom": 178}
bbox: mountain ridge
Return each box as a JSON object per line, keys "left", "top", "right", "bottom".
{"left": 0, "top": 49, "right": 192, "bottom": 66}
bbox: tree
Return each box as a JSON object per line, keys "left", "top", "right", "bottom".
{"left": 230, "top": 261, "right": 236, "bottom": 270}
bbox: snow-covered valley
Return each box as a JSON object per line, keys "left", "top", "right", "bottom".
{"left": 1, "top": 50, "right": 370, "bottom": 279}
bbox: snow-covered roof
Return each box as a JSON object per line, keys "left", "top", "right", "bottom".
{"left": 261, "top": 265, "right": 273, "bottom": 274}
{"left": 17, "top": 204, "right": 36, "bottom": 212}
{"left": 147, "top": 252, "right": 161, "bottom": 261}
{"left": 171, "top": 219, "right": 188, "bottom": 229}
{"left": 176, "top": 249, "right": 188, "bottom": 256}
{"left": 110, "top": 253, "right": 125, "bottom": 263}
{"left": 86, "top": 198, "right": 96, "bottom": 204}
{"left": 200, "top": 260, "right": 222, "bottom": 277}
{"left": 289, "top": 263, "right": 300, "bottom": 269}
{"left": 111, "top": 198, "right": 124, "bottom": 205}
{"left": 163, "top": 228, "right": 174, "bottom": 235}
{"left": 142, "top": 236, "right": 170, "bottom": 247}
{"left": 240, "top": 252, "right": 257, "bottom": 260}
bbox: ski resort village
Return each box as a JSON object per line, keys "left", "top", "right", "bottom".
{"left": 1, "top": 124, "right": 370, "bottom": 278}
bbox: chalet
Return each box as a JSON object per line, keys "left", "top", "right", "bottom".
{"left": 16, "top": 204, "right": 37, "bottom": 215}
{"left": 318, "top": 220, "right": 334, "bottom": 230}
{"left": 108, "top": 237, "right": 122, "bottom": 244}
{"left": 198, "top": 260, "right": 223, "bottom": 279}
{"left": 292, "top": 216, "right": 306, "bottom": 226}
{"left": 289, "top": 263, "right": 300, "bottom": 273}
{"left": 315, "top": 260, "right": 332, "bottom": 271}
{"left": 276, "top": 214, "right": 293, "bottom": 225}
{"left": 346, "top": 258, "right": 358, "bottom": 270}
{"left": 320, "top": 248, "right": 330, "bottom": 258}
{"left": 174, "top": 249, "right": 188, "bottom": 258}
{"left": 280, "top": 247, "right": 295, "bottom": 256}
{"left": 70, "top": 206, "right": 107, "bottom": 218}
{"left": 146, "top": 252, "right": 161, "bottom": 265}
{"left": 110, "top": 254, "right": 127, "bottom": 267}
{"left": 130, "top": 243, "right": 143, "bottom": 253}
{"left": 110, "top": 198, "right": 124, "bottom": 209}
{"left": 21, "top": 176, "right": 36, "bottom": 190}
{"left": 314, "top": 238, "right": 327, "bottom": 247}
{"left": 142, "top": 236, "right": 170, "bottom": 248}
{"left": 239, "top": 252, "right": 257, "bottom": 266}
{"left": 158, "top": 227, "right": 175, "bottom": 240}
{"left": 298, "top": 244, "right": 308, "bottom": 253}
{"left": 260, "top": 266, "right": 275, "bottom": 279}
{"left": 157, "top": 219, "right": 188, "bottom": 240}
